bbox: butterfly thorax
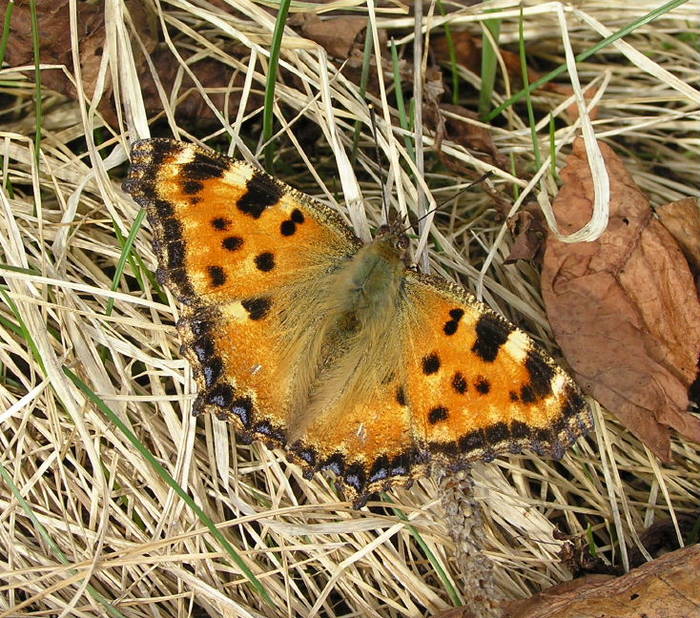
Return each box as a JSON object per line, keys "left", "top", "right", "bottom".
{"left": 334, "top": 229, "right": 409, "bottom": 331}
{"left": 282, "top": 226, "right": 411, "bottom": 439}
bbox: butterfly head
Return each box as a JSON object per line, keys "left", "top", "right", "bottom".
{"left": 375, "top": 219, "right": 411, "bottom": 266}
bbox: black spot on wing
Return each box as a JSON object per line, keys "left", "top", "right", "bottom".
{"left": 153, "top": 198, "right": 174, "bottom": 218}
{"left": 280, "top": 209, "right": 306, "bottom": 237}
{"left": 222, "top": 236, "right": 244, "bottom": 251}
{"left": 471, "top": 313, "right": 513, "bottom": 362}
{"left": 485, "top": 422, "right": 510, "bottom": 444}
{"left": 452, "top": 372, "right": 467, "bottom": 394}
{"left": 231, "top": 396, "right": 254, "bottom": 429}
{"left": 254, "top": 419, "right": 286, "bottom": 443}
{"left": 161, "top": 218, "right": 182, "bottom": 242}
{"left": 238, "top": 172, "right": 283, "bottom": 219}
{"left": 192, "top": 336, "right": 214, "bottom": 364}
{"left": 561, "top": 384, "right": 586, "bottom": 418}
{"left": 458, "top": 429, "right": 486, "bottom": 453}
{"left": 280, "top": 220, "right": 296, "bottom": 236}
{"left": 422, "top": 352, "right": 440, "bottom": 375}
{"left": 167, "top": 240, "right": 185, "bottom": 270}
{"left": 510, "top": 420, "right": 530, "bottom": 439}
{"left": 396, "top": 386, "right": 407, "bottom": 406}
{"left": 428, "top": 406, "right": 449, "bottom": 424}
{"left": 202, "top": 356, "right": 222, "bottom": 388}
{"left": 181, "top": 152, "right": 226, "bottom": 180}
{"left": 208, "top": 265, "right": 226, "bottom": 287}
{"left": 241, "top": 297, "right": 272, "bottom": 320}
{"left": 145, "top": 139, "right": 175, "bottom": 164}
{"left": 344, "top": 462, "right": 366, "bottom": 494}
{"left": 254, "top": 252, "right": 275, "bottom": 272}
{"left": 321, "top": 452, "right": 345, "bottom": 476}
{"left": 211, "top": 217, "right": 231, "bottom": 230}
{"left": 443, "top": 308, "right": 465, "bottom": 336}
{"left": 475, "top": 376, "right": 490, "bottom": 394}
{"left": 182, "top": 180, "right": 203, "bottom": 195}
{"left": 294, "top": 447, "right": 317, "bottom": 476}
{"left": 389, "top": 451, "right": 412, "bottom": 476}
{"left": 205, "top": 383, "right": 235, "bottom": 408}
{"left": 368, "top": 455, "right": 390, "bottom": 484}
{"left": 521, "top": 351, "right": 555, "bottom": 402}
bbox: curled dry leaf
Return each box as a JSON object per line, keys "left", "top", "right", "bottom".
{"left": 500, "top": 545, "right": 700, "bottom": 618}
{"left": 656, "top": 197, "right": 700, "bottom": 282}
{"left": 504, "top": 203, "right": 547, "bottom": 264}
{"left": 541, "top": 138, "right": 700, "bottom": 461}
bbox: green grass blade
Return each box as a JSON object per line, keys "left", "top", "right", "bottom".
{"left": 478, "top": 15, "right": 501, "bottom": 120}
{"left": 263, "top": 0, "right": 292, "bottom": 170}
{"left": 519, "top": 5, "right": 541, "bottom": 169}
{"left": 0, "top": 0, "right": 14, "bottom": 67}
{"left": 64, "top": 367, "right": 272, "bottom": 605}
{"left": 29, "top": 0, "right": 41, "bottom": 171}
{"left": 383, "top": 495, "right": 463, "bottom": 606}
{"left": 350, "top": 24, "right": 375, "bottom": 165}
{"left": 105, "top": 208, "right": 147, "bottom": 316}
{"left": 390, "top": 40, "right": 415, "bottom": 162}
{"left": 486, "top": 0, "right": 690, "bottom": 122}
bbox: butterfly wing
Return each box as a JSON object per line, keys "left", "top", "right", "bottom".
{"left": 124, "top": 138, "right": 591, "bottom": 508}
{"left": 124, "top": 138, "right": 362, "bottom": 450}
{"left": 401, "top": 271, "right": 592, "bottom": 468}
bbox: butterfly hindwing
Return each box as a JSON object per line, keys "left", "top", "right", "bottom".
{"left": 402, "top": 272, "right": 591, "bottom": 465}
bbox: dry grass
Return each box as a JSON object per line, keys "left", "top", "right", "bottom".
{"left": 1, "top": 1, "right": 699, "bottom": 616}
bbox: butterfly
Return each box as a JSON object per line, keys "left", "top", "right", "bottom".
{"left": 123, "top": 138, "right": 592, "bottom": 507}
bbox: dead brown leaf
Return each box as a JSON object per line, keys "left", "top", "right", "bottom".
{"left": 1, "top": 1, "right": 156, "bottom": 124}
{"left": 292, "top": 14, "right": 369, "bottom": 60}
{"left": 541, "top": 138, "right": 700, "bottom": 461}
{"left": 500, "top": 545, "right": 700, "bottom": 618}
{"left": 656, "top": 197, "right": 700, "bottom": 281}
{"left": 431, "top": 31, "right": 598, "bottom": 122}
{"left": 504, "top": 203, "right": 547, "bottom": 263}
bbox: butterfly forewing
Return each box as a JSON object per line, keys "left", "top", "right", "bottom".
{"left": 124, "top": 139, "right": 359, "bottom": 305}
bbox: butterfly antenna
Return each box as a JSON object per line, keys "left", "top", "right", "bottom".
{"left": 368, "top": 104, "right": 390, "bottom": 224}
{"left": 401, "top": 172, "right": 492, "bottom": 234}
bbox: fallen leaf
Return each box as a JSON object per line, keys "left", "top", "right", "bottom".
{"left": 656, "top": 197, "right": 700, "bottom": 281}
{"left": 504, "top": 204, "right": 547, "bottom": 263}
{"left": 431, "top": 31, "right": 598, "bottom": 122}
{"left": 541, "top": 138, "right": 700, "bottom": 461}
{"left": 0, "top": 1, "right": 156, "bottom": 125}
{"left": 500, "top": 545, "right": 700, "bottom": 618}
{"left": 139, "top": 47, "right": 264, "bottom": 124}
{"left": 293, "top": 14, "right": 369, "bottom": 59}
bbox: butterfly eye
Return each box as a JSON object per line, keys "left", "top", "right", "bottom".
{"left": 396, "top": 235, "right": 409, "bottom": 250}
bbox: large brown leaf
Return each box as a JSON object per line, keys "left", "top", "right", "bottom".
{"left": 541, "top": 138, "right": 700, "bottom": 460}
{"left": 500, "top": 545, "right": 700, "bottom": 618}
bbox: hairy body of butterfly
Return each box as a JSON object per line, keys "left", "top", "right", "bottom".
{"left": 124, "top": 138, "right": 592, "bottom": 507}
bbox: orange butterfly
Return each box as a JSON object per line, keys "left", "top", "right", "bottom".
{"left": 124, "top": 138, "right": 591, "bottom": 507}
